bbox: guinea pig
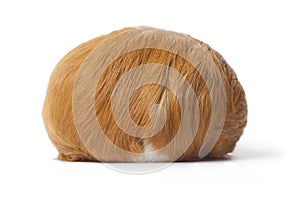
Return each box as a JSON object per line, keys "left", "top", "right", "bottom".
{"left": 42, "top": 27, "right": 247, "bottom": 162}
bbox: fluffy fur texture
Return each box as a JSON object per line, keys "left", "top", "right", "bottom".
{"left": 42, "top": 27, "right": 247, "bottom": 162}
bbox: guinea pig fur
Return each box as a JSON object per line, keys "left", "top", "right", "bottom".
{"left": 42, "top": 27, "right": 247, "bottom": 162}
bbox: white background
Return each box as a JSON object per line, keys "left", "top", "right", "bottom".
{"left": 0, "top": 0, "right": 299, "bottom": 199}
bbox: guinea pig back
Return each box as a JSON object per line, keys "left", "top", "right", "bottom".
{"left": 42, "top": 27, "right": 247, "bottom": 162}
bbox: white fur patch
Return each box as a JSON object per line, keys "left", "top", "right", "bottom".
{"left": 133, "top": 142, "right": 171, "bottom": 162}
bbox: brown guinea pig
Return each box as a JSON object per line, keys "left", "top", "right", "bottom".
{"left": 42, "top": 27, "right": 247, "bottom": 162}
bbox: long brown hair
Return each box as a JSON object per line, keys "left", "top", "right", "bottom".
{"left": 42, "top": 27, "right": 247, "bottom": 162}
